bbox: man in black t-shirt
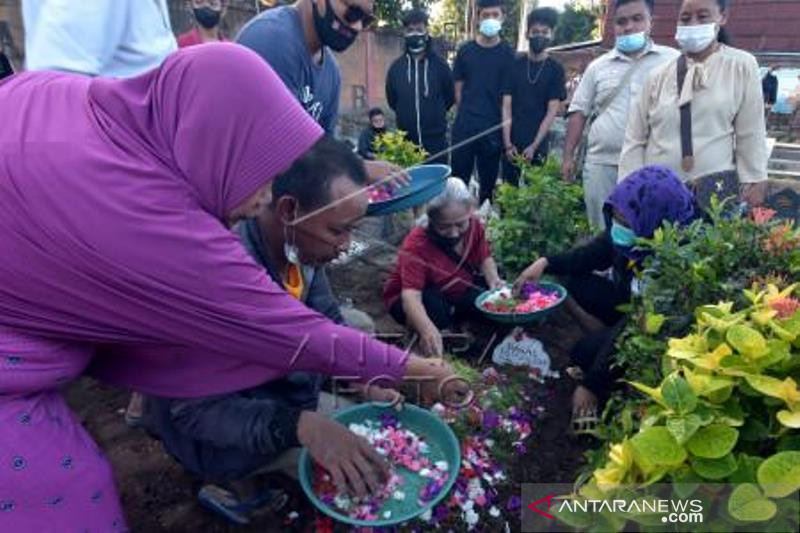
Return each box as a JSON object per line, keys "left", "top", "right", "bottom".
{"left": 501, "top": 8, "right": 566, "bottom": 185}
{"left": 451, "top": 0, "right": 515, "bottom": 205}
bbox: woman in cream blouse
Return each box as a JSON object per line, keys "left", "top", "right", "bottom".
{"left": 618, "top": 0, "right": 767, "bottom": 205}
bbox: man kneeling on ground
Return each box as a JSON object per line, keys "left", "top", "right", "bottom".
{"left": 143, "top": 138, "right": 401, "bottom": 525}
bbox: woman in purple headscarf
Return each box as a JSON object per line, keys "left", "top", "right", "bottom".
{"left": 513, "top": 166, "right": 696, "bottom": 430}
{"left": 0, "top": 44, "right": 456, "bottom": 531}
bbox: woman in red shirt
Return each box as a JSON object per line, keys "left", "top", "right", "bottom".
{"left": 177, "top": 0, "right": 228, "bottom": 48}
{"left": 384, "top": 178, "right": 503, "bottom": 355}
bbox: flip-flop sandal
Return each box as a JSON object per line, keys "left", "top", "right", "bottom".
{"left": 570, "top": 408, "right": 599, "bottom": 436}
{"left": 198, "top": 483, "right": 288, "bottom": 525}
{"left": 565, "top": 366, "right": 584, "bottom": 381}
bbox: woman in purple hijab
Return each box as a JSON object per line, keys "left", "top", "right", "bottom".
{"left": 513, "top": 166, "right": 696, "bottom": 431}
{"left": 0, "top": 44, "right": 454, "bottom": 530}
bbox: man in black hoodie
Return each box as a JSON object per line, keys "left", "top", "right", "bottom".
{"left": 386, "top": 9, "right": 455, "bottom": 165}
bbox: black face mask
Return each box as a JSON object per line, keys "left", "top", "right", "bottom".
{"left": 312, "top": 0, "right": 359, "bottom": 52}
{"left": 405, "top": 33, "right": 429, "bottom": 54}
{"left": 193, "top": 7, "right": 221, "bottom": 29}
{"left": 529, "top": 35, "right": 551, "bottom": 54}
{"left": 428, "top": 229, "right": 461, "bottom": 249}
{"left": 373, "top": 126, "right": 386, "bottom": 134}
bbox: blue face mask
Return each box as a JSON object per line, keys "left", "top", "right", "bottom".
{"left": 610, "top": 220, "right": 637, "bottom": 248}
{"left": 616, "top": 31, "right": 647, "bottom": 53}
{"left": 479, "top": 18, "right": 502, "bottom": 38}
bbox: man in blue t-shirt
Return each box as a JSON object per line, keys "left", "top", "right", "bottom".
{"left": 451, "top": 0, "right": 515, "bottom": 205}
{"left": 237, "top": 0, "right": 405, "bottom": 183}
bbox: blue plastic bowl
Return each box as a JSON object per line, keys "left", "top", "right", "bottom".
{"left": 475, "top": 282, "right": 568, "bottom": 325}
{"left": 366, "top": 164, "right": 451, "bottom": 217}
{"left": 298, "top": 403, "right": 460, "bottom": 527}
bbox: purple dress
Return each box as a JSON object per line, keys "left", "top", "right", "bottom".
{"left": 0, "top": 329, "right": 125, "bottom": 531}
{"left": 0, "top": 44, "right": 408, "bottom": 530}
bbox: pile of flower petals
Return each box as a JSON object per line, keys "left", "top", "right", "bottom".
{"left": 482, "top": 283, "right": 560, "bottom": 314}
{"left": 418, "top": 367, "right": 549, "bottom": 529}
{"left": 312, "top": 413, "right": 449, "bottom": 521}
{"left": 367, "top": 183, "right": 396, "bottom": 203}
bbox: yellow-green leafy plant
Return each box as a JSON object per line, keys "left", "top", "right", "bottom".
{"left": 372, "top": 130, "right": 429, "bottom": 169}
{"left": 576, "top": 285, "right": 800, "bottom": 531}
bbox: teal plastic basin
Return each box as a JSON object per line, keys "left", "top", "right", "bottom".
{"left": 298, "top": 403, "right": 460, "bottom": 527}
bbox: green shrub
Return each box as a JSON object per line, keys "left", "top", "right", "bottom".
{"left": 489, "top": 158, "right": 590, "bottom": 276}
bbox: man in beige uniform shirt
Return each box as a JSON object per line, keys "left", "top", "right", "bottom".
{"left": 562, "top": 0, "right": 678, "bottom": 229}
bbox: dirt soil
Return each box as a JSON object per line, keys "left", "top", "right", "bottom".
{"left": 65, "top": 247, "right": 591, "bottom": 532}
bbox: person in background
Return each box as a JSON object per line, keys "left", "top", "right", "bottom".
{"left": 762, "top": 65, "right": 779, "bottom": 110}
{"left": 514, "top": 166, "right": 695, "bottom": 429}
{"left": 501, "top": 7, "right": 566, "bottom": 186}
{"left": 22, "top": 0, "right": 176, "bottom": 77}
{"left": 0, "top": 50, "right": 13, "bottom": 80}
{"left": 385, "top": 8, "right": 455, "bottom": 165}
{"left": 144, "top": 138, "right": 400, "bottom": 524}
{"left": 178, "top": 0, "right": 229, "bottom": 48}
{"left": 562, "top": 0, "right": 678, "bottom": 230}
{"left": 236, "top": 0, "right": 406, "bottom": 185}
{"left": 357, "top": 107, "right": 386, "bottom": 160}
{"left": 450, "top": 0, "right": 515, "bottom": 205}
{"left": 618, "top": 0, "right": 768, "bottom": 207}
{"left": 384, "top": 178, "right": 503, "bottom": 356}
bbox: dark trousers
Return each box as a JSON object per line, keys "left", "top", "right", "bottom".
{"left": 451, "top": 129, "right": 502, "bottom": 205}
{"left": 421, "top": 133, "right": 449, "bottom": 166}
{"left": 500, "top": 142, "right": 549, "bottom": 187}
{"left": 389, "top": 284, "right": 486, "bottom": 331}
{"left": 565, "top": 274, "right": 628, "bottom": 402}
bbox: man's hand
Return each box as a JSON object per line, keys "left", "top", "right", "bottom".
{"left": 297, "top": 411, "right": 389, "bottom": 497}
{"left": 522, "top": 142, "right": 540, "bottom": 162}
{"left": 562, "top": 156, "right": 576, "bottom": 183}
{"left": 365, "top": 159, "right": 411, "bottom": 188}
{"left": 504, "top": 145, "right": 519, "bottom": 161}
{"left": 513, "top": 257, "right": 548, "bottom": 296}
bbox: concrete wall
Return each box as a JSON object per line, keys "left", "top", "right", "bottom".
{"left": 334, "top": 28, "right": 404, "bottom": 116}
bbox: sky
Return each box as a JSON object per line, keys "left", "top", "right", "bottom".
{"left": 536, "top": 0, "right": 572, "bottom": 8}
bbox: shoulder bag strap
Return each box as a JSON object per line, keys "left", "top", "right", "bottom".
{"left": 677, "top": 55, "right": 694, "bottom": 172}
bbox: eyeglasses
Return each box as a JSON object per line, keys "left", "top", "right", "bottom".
{"left": 342, "top": 3, "right": 376, "bottom": 28}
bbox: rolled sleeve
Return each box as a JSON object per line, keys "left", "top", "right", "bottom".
{"left": 567, "top": 62, "right": 597, "bottom": 116}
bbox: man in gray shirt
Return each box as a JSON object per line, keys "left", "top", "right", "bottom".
{"left": 561, "top": 0, "right": 678, "bottom": 229}
{"left": 238, "top": 0, "right": 407, "bottom": 183}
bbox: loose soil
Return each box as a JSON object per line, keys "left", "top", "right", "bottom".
{"left": 65, "top": 246, "right": 591, "bottom": 532}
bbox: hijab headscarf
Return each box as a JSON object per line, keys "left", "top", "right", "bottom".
{"left": 606, "top": 165, "right": 696, "bottom": 239}
{"left": 0, "top": 44, "right": 407, "bottom": 397}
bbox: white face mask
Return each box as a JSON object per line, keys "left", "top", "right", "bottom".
{"left": 479, "top": 18, "right": 503, "bottom": 38}
{"left": 675, "top": 23, "right": 718, "bottom": 53}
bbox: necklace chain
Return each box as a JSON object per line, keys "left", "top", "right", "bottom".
{"left": 527, "top": 58, "right": 547, "bottom": 85}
